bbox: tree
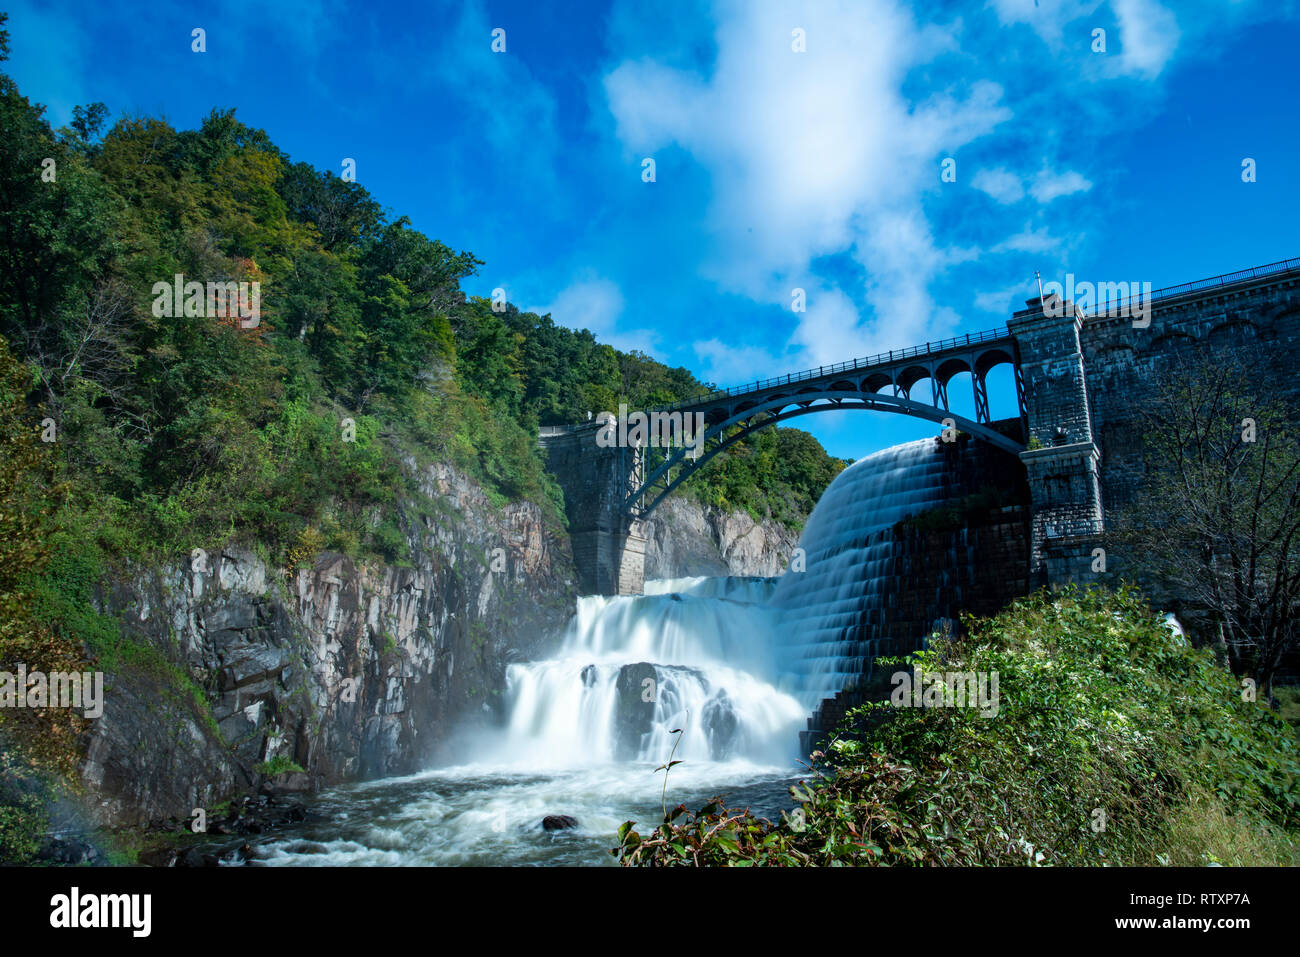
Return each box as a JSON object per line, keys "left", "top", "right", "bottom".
{"left": 1112, "top": 348, "right": 1300, "bottom": 697}
{"left": 0, "top": 334, "right": 88, "bottom": 864}
{"left": 0, "top": 73, "right": 118, "bottom": 342}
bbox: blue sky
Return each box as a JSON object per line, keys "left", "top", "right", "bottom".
{"left": 8, "top": 0, "right": 1299, "bottom": 460}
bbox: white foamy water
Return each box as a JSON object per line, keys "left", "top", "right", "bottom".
{"left": 489, "top": 574, "right": 805, "bottom": 767}
{"left": 249, "top": 760, "right": 796, "bottom": 867}
{"left": 248, "top": 437, "right": 963, "bottom": 865}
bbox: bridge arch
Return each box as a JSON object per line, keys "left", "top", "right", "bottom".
{"left": 624, "top": 387, "right": 1025, "bottom": 516}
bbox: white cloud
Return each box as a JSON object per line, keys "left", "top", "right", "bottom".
{"left": 692, "top": 339, "right": 786, "bottom": 388}
{"left": 992, "top": 225, "right": 1062, "bottom": 254}
{"left": 1111, "top": 0, "right": 1181, "bottom": 78}
{"left": 1029, "top": 168, "right": 1093, "bottom": 203}
{"left": 604, "top": 0, "right": 1011, "bottom": 360}
{"left": 972, "top": 167, "right": 1025, "bottom": 204}
{"left": 988, "top": 0, "right": 1102, "bottom": 44}
{"left": 974, "top": 282, "right": 1034, "bottom": 314}
{"left": 529, "top": 277, "right": 661, "bottom": 354}
{"left": 989, "top": 0, "right": 1180, "bottom": 79}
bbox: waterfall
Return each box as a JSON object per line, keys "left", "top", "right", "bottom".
{"left": 494, "top": 576, "right": 806, "bottom": 767}
{"left": 494, "top": 435, "right": 995, "bottom": 768}
{"left": 251, "top": 434, "right": 1016, "bottom": 866}
{"left": 252, "top": 434, "right": 1024, "bottom": 866}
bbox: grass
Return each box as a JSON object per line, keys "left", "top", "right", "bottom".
{"left": 254, "top": 756, "right": 306, "bottom": 777}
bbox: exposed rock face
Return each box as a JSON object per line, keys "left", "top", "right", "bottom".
{"left": 81, "top": 461, "right": 575, "bottom": 828}
{"left": 642, "top": 496, "right": 799, "bottom": 580}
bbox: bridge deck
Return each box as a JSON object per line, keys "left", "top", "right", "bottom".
{"left": 648, "top": 327, "right": 1014, "bottom": 417}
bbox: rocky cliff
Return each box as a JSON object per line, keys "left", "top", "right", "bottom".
{"left": 641, "top": 495, "right": 799, "bottom": 580}
{"left": 80, "top": 461, "right": 575, "bottom": 828}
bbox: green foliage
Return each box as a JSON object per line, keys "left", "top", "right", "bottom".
{"left": 0, "top": 748, "right": 52, "bottom": 864}
{"left": 616, "top": 586, "right": 1300, "bottom": 866}
{"left": 690, "top": 426, "right": 848, "bottom": 527}
{"left": 254, "top": 756, "right": 306, "bottom": 777}
{"left": 0, "top": 17, "right": 847, "bottom": 857}
{"left": 1, "top": 39, "right": 841, "bottom": 560}
{"left": 0, "top": 337, "right": 93, "bottom": 861}
{"left": 455, "top": 301, "right": 846, "bottom": 528}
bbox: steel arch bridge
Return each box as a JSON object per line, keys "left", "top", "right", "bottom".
{"left": 621, "top": 328, "right": 1027, "bottom": 517}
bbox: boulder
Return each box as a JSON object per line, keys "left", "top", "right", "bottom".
{"left": 613, "top": 662, "right": 658, "bottom": 758}
{"left": 702, "top": 690, "right": 739, "bottom": 759}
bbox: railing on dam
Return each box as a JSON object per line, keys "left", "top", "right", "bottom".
{"left": 1083, "top": 256, "right": 1300, "bottom": 318}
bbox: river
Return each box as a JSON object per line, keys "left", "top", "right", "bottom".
{"left": 230, "top": 439, "right": 956, "bottom": 866}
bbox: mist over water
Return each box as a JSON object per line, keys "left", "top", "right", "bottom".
{"left": 251, "top": 438, "right": 955, "bottom": 865}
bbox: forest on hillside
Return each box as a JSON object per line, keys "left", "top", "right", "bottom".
{"left": 0, "top": 14, "right": 844, "bottom": 571}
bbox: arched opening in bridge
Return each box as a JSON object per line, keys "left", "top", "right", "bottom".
{"left": 624, "top": 389, "right": 1027, "bottom": 518}
{"left": 942, "top": 369, "right": 978, "bottom": 423}
{"left": 982, "top": 362, "right": 1020, "bottom": 420}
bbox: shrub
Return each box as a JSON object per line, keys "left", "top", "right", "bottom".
{"left": 615, "top": 586, "right": 1300, "bottom": 866}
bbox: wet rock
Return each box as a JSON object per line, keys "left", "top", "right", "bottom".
{"left": 263, "top": 772, "right": 312, "bottom": 794}
{"left": 643, "top": 495, "right": 799, "bottom": 579}
{"left": 542, "top": 815, "right": 579, "bottom": 831}
{"left": 179, "top": 847, "right": 208, "bottom": 867}
{"left": 37, "top": 835, "right": 103, "bottom": 866}
{"left": 702, "top": 690, "right": 739, "bottom": 760}
{"left": 86, "top": 459, "right": 576, "bottom": 831}
{"left": 136, "top": 847, "right": 178, "bottom": 867}
{"left": 581, "top": 664, "right": 597, "bottom": 687}
{"left": 613, "top": 662, "right": 658, "bottom": 758}
{"left": 204, "top": 595, "right": 258, "bottom": 635}
{"left": 219, "top": 643, "right": 287, "bottom": 691}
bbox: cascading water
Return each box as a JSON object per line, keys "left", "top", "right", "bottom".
{"left": 493, "top": 576, "right": 806, "bottom": 767}
{"left": 239, "top": 433, "right": 1008, "bottom": 865}
{"left": 771, "top": 437, "right": 959, "bottom": 707}
{"left": 246, "top": 576, "right": 811, "bottom": 866}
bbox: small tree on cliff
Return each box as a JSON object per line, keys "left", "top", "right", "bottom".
{"left": 1113, "top": 347, "right": 1300, "bottom": 698}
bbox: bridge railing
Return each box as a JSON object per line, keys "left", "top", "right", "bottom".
{"left": 645, "top": 326, "right": 1012, "bottom": 415}
{"left": 1088, "top": 256, "right": 1300, "bottom": 318}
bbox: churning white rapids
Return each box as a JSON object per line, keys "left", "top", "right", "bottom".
{"left": 244, "top": 438, "right": 955, "bottom": 866}
{"left": 249, "top": 576, "right": 805, "bottom": 866}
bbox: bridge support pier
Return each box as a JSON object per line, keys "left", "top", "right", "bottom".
{"left": 568, "top": 520, "right": 647, "bottom": 596}
{"left": 1008, "top": 297, "right": 1107, "bottom": 587}
{"left": 539, "top": 426, "right": 647, "bottom": 595}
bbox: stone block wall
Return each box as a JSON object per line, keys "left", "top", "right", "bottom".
{"left": 1081, "top": 270, "right": 1300, "bottom": 522}
{"left": 540, "top": 426, "right": 648, "bottom": 595}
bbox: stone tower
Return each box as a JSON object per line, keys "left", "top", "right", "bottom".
{"left": 1007, "top": 294, "right": 1106, "bottom": 585}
